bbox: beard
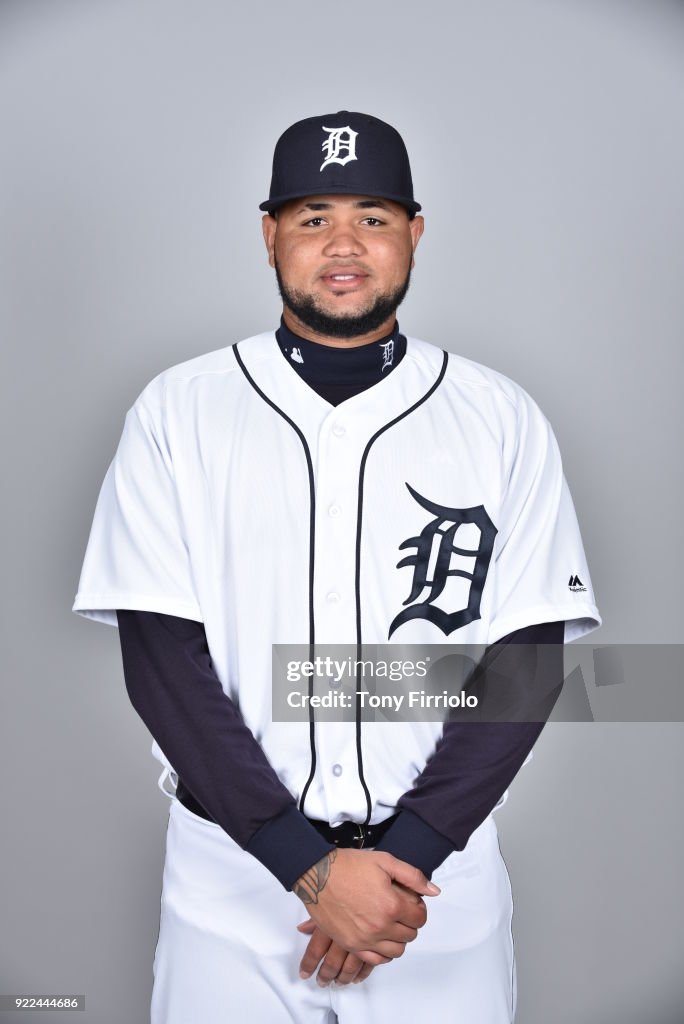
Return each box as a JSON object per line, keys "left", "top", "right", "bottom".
{"left": 274, "top": 256, "right": 412, "bottom": 340}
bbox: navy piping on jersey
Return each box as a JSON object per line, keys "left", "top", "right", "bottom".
{"left": 232, "top": 342, "right": 319, "bottom": 817}
{"left": 353, "top": 349, "right": 450, "bottom": 825}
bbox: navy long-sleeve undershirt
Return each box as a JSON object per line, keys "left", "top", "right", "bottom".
{"left": 116, "top": 611, "right": 563, "bottom": 890}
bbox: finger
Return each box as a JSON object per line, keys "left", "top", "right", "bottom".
{"left": 354, "top": 940, "right": 407, "bottom": 964}
{"left": 332, "top": 953, "right": 365, "bottom": 986}
{"left": 372, "top": 917, "right": 422, "bottom": 944}
{"left": 379, "top": 854, "right": 441, "bottom": 896}
{"left": 387, "top": 886, "right": 428, "bottom": 930}
{"left": 299, "top": 930, "right": 333, "bottom": 979}
{"left": 389, "top": 923, "right": 418, "bottom": 943}
{"left": 315, "top": 944, "right": 349, "bottom": 986}
{"left": 396, "top": 900, "right": 428, "bottom": 930}
{"left": 391, "top": 880, "right": 423, "bottom": 902}
{"left": 352, "top": 962, "right": 376, "bottom": 983}
{"left": 356, "top": 949, "right": 393, "bottom": 967}
{"left": 391, "top": 882, "right": 428, "bottom": 928}
{"left": 366, "top": 939, "right": 408, "bottom": 960}
{"left": 296, "top": 919, "right": 316, "bottom": 933}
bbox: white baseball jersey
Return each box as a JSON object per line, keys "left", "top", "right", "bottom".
{"left": 72, "top": 330, "right": 601, "bottom": 826}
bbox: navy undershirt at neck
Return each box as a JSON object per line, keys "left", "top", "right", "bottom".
{"left": 275, "top": 315, "right": 407, "bottom": 406}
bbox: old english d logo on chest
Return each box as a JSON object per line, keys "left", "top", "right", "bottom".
{"left": 388, "top": 484, "right": 498, "bottom": 638}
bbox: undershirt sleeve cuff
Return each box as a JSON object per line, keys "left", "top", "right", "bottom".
{"left": 372, "top": 809, "right": 457, "bottom": 878}
{"left": 245, "top": 804, "right": 336, "bottom": 892}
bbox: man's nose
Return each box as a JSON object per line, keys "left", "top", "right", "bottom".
{"left": 321, "top": 225, "right": 366, "bottom": 258}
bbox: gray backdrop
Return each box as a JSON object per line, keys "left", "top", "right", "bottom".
{"left": 1, "top": 1, "right": 683, "bottom": 1021}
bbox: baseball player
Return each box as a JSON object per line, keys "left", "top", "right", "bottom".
{"left": 72, "top": 110, "right": 601, "bottom": 1023}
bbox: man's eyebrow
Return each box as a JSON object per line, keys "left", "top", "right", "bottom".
{"left": 294, "top": 199, "right": 395, "bottom": 214}
{"left": 295, "top": 202, "right": 333, "bottom": 212}
{"left": 355, "top": 199, "right": 393, "bottom": 212}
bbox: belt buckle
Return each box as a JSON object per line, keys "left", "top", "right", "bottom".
{"left": 353, "top": 823, "right": 366, "bottom": 849}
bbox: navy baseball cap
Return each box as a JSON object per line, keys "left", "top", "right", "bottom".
{"left": 259, "top": 110, "right": 421, "bottom": 216}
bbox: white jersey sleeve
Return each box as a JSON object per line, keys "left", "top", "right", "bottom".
{"left": 487, "top": 384, "right": 601, "bottom": 645}
{"left": 72, "top": 380, "right": 202, "bottom": 627}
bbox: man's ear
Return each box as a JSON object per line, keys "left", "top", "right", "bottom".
{"left": 409, "top": 214, "right": 425, "bottom": 268}
{"left": 262, "top": 213, "right": 277, "bottom": 268}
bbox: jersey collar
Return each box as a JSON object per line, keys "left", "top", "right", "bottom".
{"left": 232, "top": 330, "right": 448, "bottom": 443}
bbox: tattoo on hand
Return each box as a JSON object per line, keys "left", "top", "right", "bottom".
{"left": 294, "top": 850, "right": 337, "bottom": 904}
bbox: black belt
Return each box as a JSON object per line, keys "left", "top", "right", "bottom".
{"left": 305, "top": 814, "right": 399, "bottom": 849}
{"left": 175, "top": 778, "right": 398, "bottom": 849}
{"left": 176, "top": 778, "right": 214, "bottom": 821}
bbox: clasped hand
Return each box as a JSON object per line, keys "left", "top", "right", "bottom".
{"left": 293, "top": 848, "right": 440, "bottom": 987}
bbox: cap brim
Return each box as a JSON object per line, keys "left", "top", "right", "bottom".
{"left": 258, "top": 187, "right": 421, "bottom": 214}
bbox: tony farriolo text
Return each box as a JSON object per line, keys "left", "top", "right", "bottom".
{"left": 286, "top": 691, "right": 478, "bottom": 710}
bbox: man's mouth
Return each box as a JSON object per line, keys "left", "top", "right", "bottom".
{"left": 321, "top": 271, "right": 368, "bottom": 289}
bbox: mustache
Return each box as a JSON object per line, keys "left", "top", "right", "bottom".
{"left": 318, "top": 262, "right": 372, "bottom": 276}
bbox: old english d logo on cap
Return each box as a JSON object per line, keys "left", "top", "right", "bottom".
{"left": 259, "top": 110, "right": 422, "bottom": 215}
{"left": 320, "top": 125, "right": 359, "bottom": 171}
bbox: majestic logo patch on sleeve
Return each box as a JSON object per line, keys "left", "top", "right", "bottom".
{"left": 568, "top": 574, "right": 587, "bottom": 592}
{"left": 388, "top": 483, "right": 497, "bottom": 638}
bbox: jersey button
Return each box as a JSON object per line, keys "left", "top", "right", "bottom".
{"left": 326, "top": 591, "right": 341, "bottom": 603}
{"left": 328, "top": 504, "right": 341, "bottom": 518}
{"left": 332, "top": 764, "right": 343, "bottom": 777}
{"left": 332, "top": 423, "right": 346, "bottom": 437}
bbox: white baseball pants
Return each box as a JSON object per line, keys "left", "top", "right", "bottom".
{"left": 150, "top": 768, "right": 517, "bottom": 1024}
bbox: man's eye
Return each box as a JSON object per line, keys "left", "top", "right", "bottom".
{"left": 301, "top": 216, "right": 385, "bottom": 227}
